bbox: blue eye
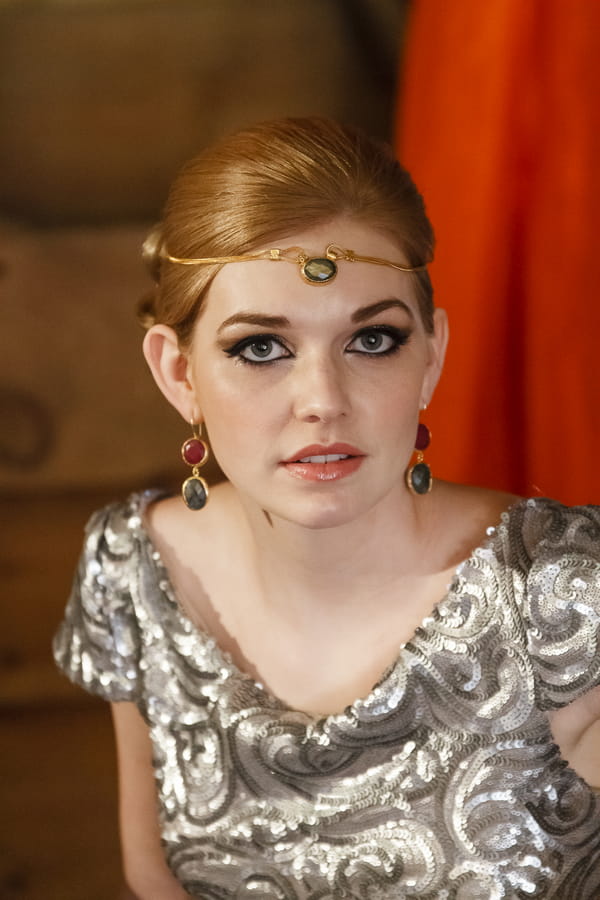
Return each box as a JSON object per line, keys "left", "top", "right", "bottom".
{"left": 346, "top": 326, "right": 410, "bottom": 355}
{"left": 224, "top": 334, "right": 292, "bottom": 365}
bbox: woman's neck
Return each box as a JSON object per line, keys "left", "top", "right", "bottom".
{"left": 218, "top": 483, "right": 456, "bottom": 714}
{"left": 232, "top": 483, "right": 440, "bottom": 621}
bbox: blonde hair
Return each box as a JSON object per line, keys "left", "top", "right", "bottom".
{"left": 139, "top": 117, "right": 435, "bottom": 345}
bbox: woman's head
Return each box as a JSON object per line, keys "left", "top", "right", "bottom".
{"left": 140, "top": 117, "right": 435, "bottom": 345}
{"left": 146, "top": 215, "right": 448, "bottom": 529}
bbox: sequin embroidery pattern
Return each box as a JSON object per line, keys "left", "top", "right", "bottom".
{"left": 53, "top": 494, "right": 600, "bottom": 899}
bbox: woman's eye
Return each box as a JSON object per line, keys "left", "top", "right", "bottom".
{"left": 346, "top": 327, "right": 409, "bottom": 355}
{"left": 225, "top": 335, "right": 291, "bottom": 364}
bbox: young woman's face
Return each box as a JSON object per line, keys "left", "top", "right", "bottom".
{"left": 186, "top": 219, "right": 446, "bottom": 529}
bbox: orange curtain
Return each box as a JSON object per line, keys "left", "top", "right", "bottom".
{"left": 396, "top": 0, "right": 600, "bottom": 504}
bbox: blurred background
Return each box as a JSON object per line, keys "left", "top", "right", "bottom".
{"left": 0, "top": 1, "right": 408, "bottom": 897}
{"left": 1, "top": 1, "right": 598, "bottom": 898}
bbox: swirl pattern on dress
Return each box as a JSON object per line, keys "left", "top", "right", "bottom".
{"left": 53, "top": 493, "right": 600, "bottom": 898}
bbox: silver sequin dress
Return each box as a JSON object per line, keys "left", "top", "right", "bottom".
{"left": 53, "top": 493, "right": 600, "bottom": 899}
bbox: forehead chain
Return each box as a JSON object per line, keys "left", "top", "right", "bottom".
{"left": 161, "top": 243, "right": 428, "bottom": 285}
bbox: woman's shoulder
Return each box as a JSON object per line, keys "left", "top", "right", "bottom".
{"left": 69, "top": 485, "right": 237, "bottom": 586}
{"left": 437, "top": 481, "right": 521, "bottom": 524}
{"left": 144, "top": 480, "right": 240, "bottom": 545}
{"left": 513, "top": 495, "right": 600, "bottom": 561}
{"left": 73, "top": 490, "right": 153, "bottom": 567}
{"left": 141, "top": 480, "right": 246, "bottom": 585}
{"left": 428, "top": 481, "right": 521, "bottom": 567}
{"left": 53, "top": 490, "right": 159, "bottom": 703}
{"left": 430, "top": 481, "right": 600, "bottom": 568}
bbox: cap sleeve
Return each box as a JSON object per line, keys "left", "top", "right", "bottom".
{"left": 53, "top": 500, "right": 144, "bottom": 703}
{"left": 520, "top": 500, "right": 600, "bottom": 709}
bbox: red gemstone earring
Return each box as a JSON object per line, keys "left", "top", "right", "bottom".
{"left": 405, "top": 422, "right": 432, "bottom": 495}
{"left": 181, "top": 421, "right": 210, "bottom": 510}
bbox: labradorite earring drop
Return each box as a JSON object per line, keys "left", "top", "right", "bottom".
{"left": 181, "top": 422, "right": 210, "bottom": 510}
{"left": 406, "top": 422, "right": 432, "bottom": 495}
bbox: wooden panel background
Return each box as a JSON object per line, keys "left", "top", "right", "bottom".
{"left": 0, "top": 1, "right": 406, "bottom": 895}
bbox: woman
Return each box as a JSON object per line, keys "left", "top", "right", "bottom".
{"left": 54, "top": 118, "right": 600, "bottom": 899}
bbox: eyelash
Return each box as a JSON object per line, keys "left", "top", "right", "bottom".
{"left": 223, "top": 326, "right": 411, "bottom": 367}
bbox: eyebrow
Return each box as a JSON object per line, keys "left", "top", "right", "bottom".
{"left": 351, "top": 299, "right": 414, "bottom": 323}
{"left": 217, "top": 313, "right": 290, "bottom": 334}
{"left": 217, "top": 299, "right": 414, "bottom": 334}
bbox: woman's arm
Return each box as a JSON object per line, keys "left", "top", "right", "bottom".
{"left": 549, "top": 685, "right": 600, "bottom": 788}
{"left": 111, "top": 702, "right": 191, "bottom": 900}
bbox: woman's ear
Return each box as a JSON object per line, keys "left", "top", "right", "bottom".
{"left": 142, "top": 325, "right": 198, "bottom": 421}
{"left": 421, "top": 308, "right": 449, "bottom": 407}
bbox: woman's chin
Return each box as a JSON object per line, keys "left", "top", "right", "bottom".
{"left": 262, "top": 493, "right": 379, "bottom": 533}
{"left": 234, "top": 472, "right": 404, "bottom": 533}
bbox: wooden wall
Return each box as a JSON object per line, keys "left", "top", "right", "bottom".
{"left": 0, "top": 2, "right": 406, "bottom": 896}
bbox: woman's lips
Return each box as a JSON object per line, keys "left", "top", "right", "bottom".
{"left": 280, "top": 444, "right": 365, "bottom": 482}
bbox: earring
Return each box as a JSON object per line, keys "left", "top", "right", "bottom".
{"left": 181, "top": 421, "right": 210, "bottom": 510}
{"left": 405, "top": 422, "right": 432, "bottom": 495}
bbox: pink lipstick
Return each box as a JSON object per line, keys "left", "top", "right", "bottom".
{"left": 281, "top": 443, "right": 365, "bottom": 482}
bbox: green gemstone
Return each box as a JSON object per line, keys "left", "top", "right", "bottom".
{"left": 302, "top": 257, "right": 337, "bottom": 283}
{"left": 182, "top": 476, "right": 208, "bottom": 510}
{"left": 408, "top": 462, "right": 432, "bottom": 495}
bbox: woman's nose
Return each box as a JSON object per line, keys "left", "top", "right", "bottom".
{"left": 291, "top": 356, "right": 351, "bottom": 423}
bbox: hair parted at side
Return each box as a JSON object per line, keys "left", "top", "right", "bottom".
{"left": 139, "top": 117, "right": 435, "bottom": 344}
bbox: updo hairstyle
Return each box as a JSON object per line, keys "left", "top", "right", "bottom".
{"left": 139, "top": 117, "right": 435, "bottom": 346}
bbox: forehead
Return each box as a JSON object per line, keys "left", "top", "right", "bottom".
{"left": 198, "top": 219, "right": 420, "bottom": 326}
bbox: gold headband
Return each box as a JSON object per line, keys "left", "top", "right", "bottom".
{"left": 161, "top": 243, "right": 428, "bottom": 285}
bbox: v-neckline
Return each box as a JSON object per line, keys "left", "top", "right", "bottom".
{"left": 134, "top": 489, "right": 524, "bottom": 727}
